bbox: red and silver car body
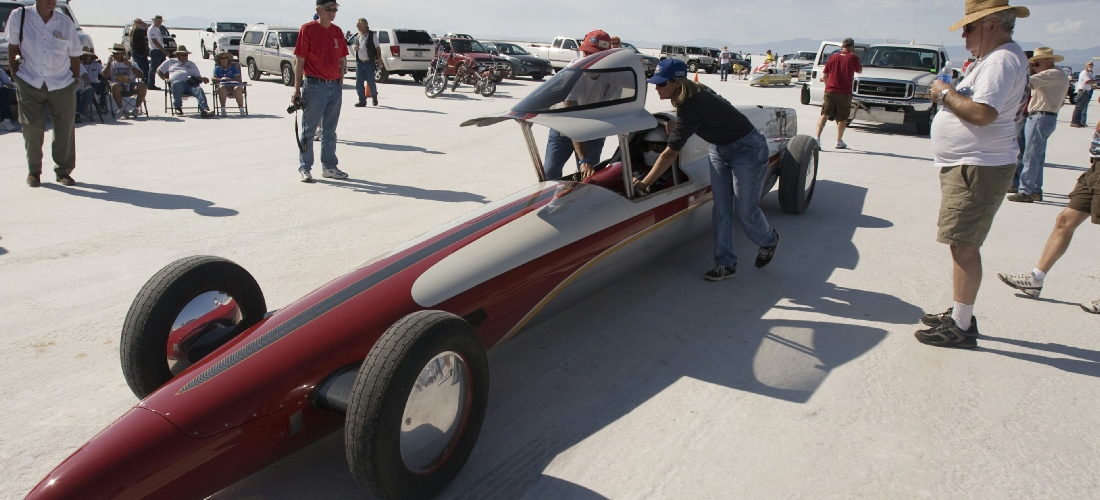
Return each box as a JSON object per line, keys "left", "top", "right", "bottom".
{"left": 29, "top": 48, "right": 815, "bottom": 499}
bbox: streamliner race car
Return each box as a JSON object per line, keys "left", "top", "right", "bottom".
{"left": 28, "top": 49, "right": 819, "bottom": 499}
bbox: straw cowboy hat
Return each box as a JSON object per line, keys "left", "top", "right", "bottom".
{"left": 948, "top": 0, "right": 1030, "bottom": 31}
{"left": 111, "top": 43, "right": 127, "bottom": 53}
{"left": 174, "top": 45, "right": 192, "bottom": 55}
{"left": 1028, "top": 47, "right": 1064, "bottom": 63}
{"left": 81, "top": 46, "right": 95, "bottom": 57}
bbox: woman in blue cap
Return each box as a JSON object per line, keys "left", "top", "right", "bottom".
{"left": 635, "top": 58, "right": 780, "bottom": 281}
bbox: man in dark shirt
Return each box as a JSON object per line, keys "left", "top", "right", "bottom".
{"left": 815, "top": 38, "right": 862, "bottom": 149}
{"left": 292, "top": 0, "right": 349, "bottom": 183}
{"left": 129, "top": 19, "right": 150, "bottom": 88}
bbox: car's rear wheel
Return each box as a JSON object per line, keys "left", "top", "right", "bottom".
{"left": 280, "top": 63, "right": 293, "bottom": 86}
{"left": 375, "top": 65, "right": 390, "bottom": 83}
{"left": 687, "top": 61, "right": 698, "bottom": 73}
{"left": 345, "top": 311, "right": 489, "bottom": 500}
{"left": 412, "top": 70, "right": 427, "bottom": 83}
{"left": 201, "top": 41, "right": 210, "bottom": 59}
{"left": 531, "top": 72, "right": 544, "bottom": 81}
{"left": 778, "top": 135, "right": 818, "bottom": 214}
{"left": 120, "top": 256, "right": 266, "bottom": 399}
{"left": 800, "top": 85, "right": 810, "bottom": 105}
{"left": 247, "top": 59, "right": 261, "bottom": 80}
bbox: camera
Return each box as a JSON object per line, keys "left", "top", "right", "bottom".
{"left": 287, "top": 96, "right": 304, "bottom": 114}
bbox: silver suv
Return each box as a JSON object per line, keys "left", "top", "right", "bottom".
{"left": 659, "top": 44, "right": 715, "bottom": 74}
{"left": 1, "top": 0, "right": 94, "bottom": 75}
{"left": 239, "top": 24, "right": 299, "bottom": 86}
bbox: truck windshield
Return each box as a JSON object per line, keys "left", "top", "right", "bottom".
{"left": 217, "top": 23, "right": 247, "bottom": 32}
{"left": 0, "top": 5, "right": 16, "bottom": 31}
{"left": 513, "top": 67, "right": 637, "bottom": 114}
{"left": 861, "top": 46, "right": 941, "bottom": 71}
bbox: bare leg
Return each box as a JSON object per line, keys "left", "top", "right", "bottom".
{"left": 951, "top": 245, "right": 982, "bottom": 305}
{"left": 218, "top": 86, "right": 229, "bottom": 107}
{"left": 1036, "top": 208, "right": 1089, "bottom": 273}
{"left": 110, "top": 84, "right": 123, "bottom": 109}
{"left": 836, "top": 119, "right": 849, "bottom": 142}
{"left": 233, "top": 87, "right": 244, "bottom": 107}
{"left": 815, "top": 114, "right": 828, "bottom": 139}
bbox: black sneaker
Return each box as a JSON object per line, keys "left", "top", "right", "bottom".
{"left": 56, "top": 175, "right": 76, "bottom": 186}
{"left": 755, "top": 230, "right": 780, "bottom": 268}
{"left": 914, "top": 317, "right": 978, "bottom": 349}
{"left": 354, "top": 102, "right": 366, "bottom": 107}
{"left": 372, "top": 97, "right": 378, "bottom": 106}
{"left": 920, "top": 307, "right": 978, "bottom": 330}
{"left": 704, "top": 265, "right": 736, "bottom": 281}
{"left": 27, "top": 173, "right": 41, "bottom": 187}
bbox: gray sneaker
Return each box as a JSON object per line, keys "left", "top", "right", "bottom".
{"left": 704, "top": 265, "right": 736, "bottom": 281}
{"left": 299, "top": 169, "right": 314, "bottom": 183}
{"left": 998, "top": 272, "right": 1043, "bottom": 298}
{"left": 322, "top": 167, "right": 349, "bottom": 180}
{"left": 920, "top": 307, "right": 979, "bottom": 330}
{"left": 1081, "top": 299, "right": 1100, "bottom": 314}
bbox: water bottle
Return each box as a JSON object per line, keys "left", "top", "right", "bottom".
{"left": 937, "top": 61, "right": 952, "bottom": 84}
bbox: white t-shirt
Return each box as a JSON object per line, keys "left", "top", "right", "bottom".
{"left": 147, "top": 24, "right": 166, "bottom": 51}
{"left": 158, "top": 58, "right": 201, "bottom": 83}
{"left": 1077, "top": 69, "right": 1094, "bottom": 93}
{"left": 930, "top": 42, "right": 1027, "bottom": 167}
{"left": 720, "top": 50, "right": 731, "bottom": 64}
{"left": 107, "top": 59, "right": 137, "bottom": 85}
{"left": 82, "top": 60, "right": 103, "bottom": 84}
{"left": 4, "top": 6, "right": 82, "bottom": 90}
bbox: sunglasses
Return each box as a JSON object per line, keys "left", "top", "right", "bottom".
{"left": 324, "top": 7, "right": 338, "bottom": 12}
{"left": 962, "top": 23, "right": 979, "bottom": 34}
{"left": 655, "top": 81, "right": 669, "bottom": 88}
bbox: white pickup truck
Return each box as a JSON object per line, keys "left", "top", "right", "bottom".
{"left": 526, "top": 36, "right": 583, "bottom": 71}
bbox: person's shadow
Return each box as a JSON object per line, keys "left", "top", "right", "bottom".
{"left": 316, "top": 178, "right": 489, "bottom": 204}
{"left": 979, "top": 335, "right": 1100, "bottom": 378}
{"left": 211, "top": 179, "right": 916, "bottom": 499}
{"left": 335, "top": 139, "right": 444, "bottom": 154}
{"left": 42, "top": 183, "right": 237, "bottom": 216}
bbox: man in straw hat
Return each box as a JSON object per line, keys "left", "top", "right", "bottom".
{"left": 146, "top": 15, "right": 168, "bottom": 90}
{"left": 104, "top": 43, "right": 148, "bottom": 118}
{"left": 915, "top": 0, "right": 1030, "bottom": 348}
{"left": 156, "top": 45, "right": 211, "bottom": 117}
{"left": 1069, "top": 60, "right": 1094, "bottom": 128}
{"left": 1008, "top": 47, "right": 1070, "bottom": 203}
{"left": 6, "top": 0, "right": 84, "bottom": 187}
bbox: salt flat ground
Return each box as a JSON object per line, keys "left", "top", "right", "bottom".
{"left": 2, "top": 27, "right": 1098, "bottom": 499}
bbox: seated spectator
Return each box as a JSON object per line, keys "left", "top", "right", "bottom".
{"left": 79, "top": 47, "right": 107, "bottom": 113}
{"left": 212, "top": 52, "right": 245, "bottom": 117}
{"left": 157, "top": 45, "right": 211, "bottom": 117}
{"left": 0, "top": 69, "right": 17, "bottom": 132}
{"left": 104, "top": 44, "right": 148, "bottom": 118}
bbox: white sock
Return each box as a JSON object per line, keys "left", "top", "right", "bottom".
{"left": 951, "top": 302, "right": 974, "bottom": 330}
{"left": 1031, "top": 268, "right": 1046, "bottom": 281}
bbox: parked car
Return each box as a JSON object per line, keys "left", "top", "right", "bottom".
{"left": 433, "top": 37, "right": 511, "bottom": 82}
{"left": 1, "top": 0, "right": 94, "bottom": 74}
{"left": 239, "top": 24, "right": 300, "bottom": 86}
{"left": 619, "top": 42, "right": 658, "bottom": 77}
{"left": 364, "top": 28, "right": 434, "bottom": 83}
{"left": 1061, "top": 67, "right": 1079, "bottom": 104}
{"left": 659, "top": 44, "right": 715, "bottom": 73}
{"left": 27, "top": 48, "right": 819, "bottom": 500}
{"left": 748, "top": 67, "right": 792, "bottom": 86}
{"left": 783, "top": 51, "right": 816, "bottom": 80}
{"left": 200, "top": 21, "right": 247, "bottom": 59}
{"left": 527, "top": 36, "right": 584, "bottom": 71}
{"left": 483, "top": 42, "right": 552, "bottom": 81}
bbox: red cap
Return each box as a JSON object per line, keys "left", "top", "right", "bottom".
{"left": 580, "top": 30, "right": 612, "bottom": 55}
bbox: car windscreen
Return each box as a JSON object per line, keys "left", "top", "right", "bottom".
{"left": 861, "top": 46, "right": 940, "bottom": 71}
{"left": 278, "top": 31, "right": 298, "bottom": 48}
{"left": 498, "top": 43, "right": 530, "bottom": 56}
{"left": 217, "top": 23, "right": 247, "bottom": 32}
{"left": 0, "top": 4, "right": 17, "bottom": 32}
{"left": 450, "top": 39, "right": 488, "bottom": 53}
{"left": 395, "top": 30, "right": 432, "bottom": 45}
{"left": 512, "top": 66, "right": 637, "bottom": 114}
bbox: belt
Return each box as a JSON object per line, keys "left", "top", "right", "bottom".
{"left": 305, "top": 76, "right": 341, "bottom": 84}
{"left": 1029, "top": 111, "right": 1056, "bottom": 117}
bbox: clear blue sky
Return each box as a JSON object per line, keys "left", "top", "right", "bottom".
{"left": 77, "top": 0, "right": 1099, "bottom": 50}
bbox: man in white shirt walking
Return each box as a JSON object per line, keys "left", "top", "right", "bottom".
{"left": 5, "top": 0, "right": 83, "bottom": 187}
{"left": 1070, "top": 61, "right": 1095, "bottom": 128}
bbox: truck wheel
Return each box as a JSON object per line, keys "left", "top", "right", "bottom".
{"left": 280, "top": 63, "right": 294, "bottom": 86}
{"left": 530, "top": 72, "right": 544, "bottom": 81}
{"left": 375, "top": 65, "right": 390, "bottom": 83}
{"left": 247, "top": 60, "right": 261, "bottom": 80}
{"left": 687, "top": 61, "right": 698, "bottom": 73}
{"left": 800, "top": 85, "right": 810, "bottom": 105}
{"left": 413, "top": 71, "right": 427, "bottom": 83}
{"left": 345, "top": 311, "right": 489, "bottom": 500}
{"left": 120, "top": 256, "right": 266, "bottom": 399}
{"left": 915, "top": 105, "right": 935, "bottom": 136}
{"left": 778, "top": 135, "right": 818, "bottom": 214}
{"left": 1068, "top": 92, "right": 1077, "bottom": 105}
{"left": 201, "top": 41, "right": 210, "bottom": 59}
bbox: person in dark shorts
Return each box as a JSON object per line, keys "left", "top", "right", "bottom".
{"left": 814, "top": 38, "right": 862, "bottom": 149}
{"left": 998, "top": 120, "right": 1100, "bottom": 313}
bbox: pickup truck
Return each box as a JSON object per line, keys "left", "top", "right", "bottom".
{"left": 200, "top": 21, "right": 247, "bottom": 59}
{"left": 239, "top": 24, "right": 301, "bottom": 86}
{"left": 526, "top": 36, "right": 583, "bottom": 71}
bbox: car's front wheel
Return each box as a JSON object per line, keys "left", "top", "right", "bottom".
{"left": 915, "top": 104, "right": 935, "bottom": 136}
{"left": 201, "top": 41, "right": 209, "bottom": 59}
{"left": 345, "top": 311, "right": 489, "bottom": 500}
{"left": 530, "top": 72, "right": 544, "bottom": 81}
{"left": 247, "top": 59, "right": 261, "bottom": 80}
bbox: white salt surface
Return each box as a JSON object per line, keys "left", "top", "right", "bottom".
{"left": 2, "top": 27, "right": 1098, "bottom": 499}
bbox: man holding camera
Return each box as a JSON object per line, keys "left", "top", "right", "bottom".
{"left": 156, "top": 45, "right": 211, "bottom": 117}
{"left": 292, "top": 0, "right": 349, "bottom": 183}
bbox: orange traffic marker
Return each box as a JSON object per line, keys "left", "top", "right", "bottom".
{"left": 694, "top": 72, "right": 699, "bottom": 82}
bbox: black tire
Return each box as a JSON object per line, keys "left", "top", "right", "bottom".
{"left": 376, "top": 65, "right": 390, "bottom": 83}
{"left": 800, "top": 85, "right": 810, "bottom": 105}
{"left": 247, "top": 59, "right": 261, "bottom": 81}
{"left": 687, "top": 61, "right": 698, "bottom": 73}
{"left": 425, "top": 73, "right": 447, "bottom": 98}
{"left": 778, "top": 135, "right": 818, "bottom": 214}
{"left": 280, "top": 63, "right": 294, "bottom": 86}
{"left": 120, "top": 256, "right": 266, "bottom": 399}
{"left": 531, "top": 72, "right": 544, "bottom": 81}
{"left": 201, "top": 41, "right": 210, "bottom": 59}
{"left": 915, "top": 104, "right": 935, "bottom": 136}
{"left": 1068, "top": 91, "right": 1077, "bottom": 105}
{"left": 345, "top": 311, "right": 489, "bottom": 500}
{"left": 413, "top": 71, "right": 426, "bottom": 83}
{"left": 480, "top": 79, "right": 496, "bottom": 97}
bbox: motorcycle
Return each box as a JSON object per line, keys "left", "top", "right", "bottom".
{"left": 424, "top": 50, "right": 496, "bottom": 98}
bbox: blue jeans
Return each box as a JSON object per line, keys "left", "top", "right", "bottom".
{"left": 543, "top": 128, "right": 605, "bottom": 180}
{"left": 299, "top": 79, "right": 342, "bottom": 171}
{"left": 76, "top": 88, "right": 96, "bottom": 117}
{"left": 148, "top": 50, "right": 166, "bottom": 87}
{"left": 355, "top": 60, "right": 378, "bottom": 104}
{"left": 1018, "top": 113, "right": 1057, "bottom": 195}
{"left": 720, "top": 62, "right": 730, "bottom": 80}
{"left": 170, "top": 81, "right": 209, "bottom": 111}
{"left": 132, "top": 54, "right": 150, "bottom": 86}
{"left": 709, "top": 130, "right": 778, "bottom": 267}
{"left": 1072, "top": 89, "right": 1093, "bottom": 125}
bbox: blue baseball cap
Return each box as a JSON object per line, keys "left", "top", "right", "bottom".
{"left": 647, "top": 59, "right": 688, "bottom": 84}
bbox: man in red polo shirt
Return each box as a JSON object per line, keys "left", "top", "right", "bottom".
{"left": 292, "top": 0, "right": 349, "bottom": 183}
{"left": 814, "top": 38, "right": 862, "bottom": 149}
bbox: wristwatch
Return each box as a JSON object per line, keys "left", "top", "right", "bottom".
{"left": 936, "top": 88, "right": 950, "bottom": 103}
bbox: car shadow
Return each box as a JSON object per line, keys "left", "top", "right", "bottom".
{"left": 212, "top": 179, "right": 915, "bottom": 498}
{"left": 41, "top": 183, "right": 237, "bottom": 216}
{"left": 335, "top": 139, "right": 444, "bottom": 154}
{"left": 315, "top": 178, "right": 490, "bottom": 204}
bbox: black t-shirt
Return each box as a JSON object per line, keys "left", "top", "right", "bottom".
{"left": 131, "top": 26, "right": 149, "bottom": 55}
{"left": 667, "top": 87, "right": 755, "bottom": 151}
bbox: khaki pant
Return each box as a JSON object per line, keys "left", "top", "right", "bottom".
{"left": 15, "top": 77, "right": 77, "bottom": 176}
